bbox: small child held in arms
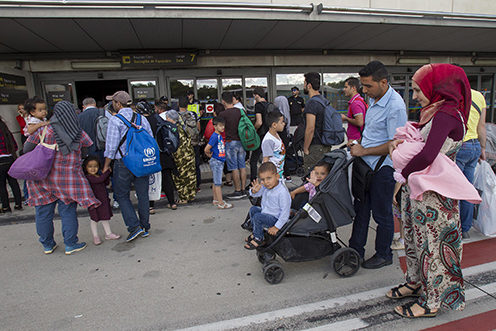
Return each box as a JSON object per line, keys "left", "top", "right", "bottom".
{"left": 23, "top": 96, "right": 50, "bottom": 137}
{"left": 245, "top": 162, "right": 291, "bottom": 250}
{"left": 290, "top": 160, "right": 331, "bottom": 207}
{"left": 83, "top": 155, "right": 120, "bottom": 245}
{"left": 262, "top": 110, "right": 286, "bottom": 178}
{"left": 204, "top": 116, "right": 232, "bottom": 209}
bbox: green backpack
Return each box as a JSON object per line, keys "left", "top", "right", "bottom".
{"left": 237, "top": 108, "right": 260, "bottom": 151}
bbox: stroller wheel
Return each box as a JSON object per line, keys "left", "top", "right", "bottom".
{"left": 257, "top": 250, "right": 274, "bottom": 264}
{"left": 296, "top": 167, "right": 305, "bottom": 177}
{"left": 257, "top": 250, "right": 266, "bottom": 264}
{"left": 330, "top": 247, "right": 360, "bottom": 277}
{"left": 263, "top": 261, "right": 284, "bottom": 284}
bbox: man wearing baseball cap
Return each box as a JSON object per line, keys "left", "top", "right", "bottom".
{"left": 102, "top": 90, "right": 154, "bottom": 242}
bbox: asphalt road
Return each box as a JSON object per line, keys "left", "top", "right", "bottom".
{"left": 1, "top": 180, "right": 496, "bottom": 331}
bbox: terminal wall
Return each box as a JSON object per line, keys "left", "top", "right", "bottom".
{"left": 0, "top": 63, "right": 35, "bottom": 148}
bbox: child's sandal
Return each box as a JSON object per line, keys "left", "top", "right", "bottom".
{"left": 244, "top": 239, "right": 265, "bottom": 250}
{"left": 218, "top": 202, "right": 233, "bottom": 209}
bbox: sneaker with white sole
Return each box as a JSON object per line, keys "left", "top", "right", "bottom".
{"left": 44, "top": 244, "right": 57, "bottom": 255}
{"left": 391, "top": 239, "right": 405, "bottom": 250}
{"left": 113, "top": 201, "right": 120, "bottom": 209}
{"left": 226, "top": 191, "right": 246, "bottom": 200}
{"left": 65, "top": 242, "right": 87, "bottom": 255}
{"left": 126, "top": 227, "right": 144, "bottom": 242}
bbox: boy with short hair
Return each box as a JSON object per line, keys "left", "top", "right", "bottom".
{"left": 204, "top": 116, "right": 232, "bottom": 210}
{"left": 244, "top": 162, "right": 291, "bottom": 250}
{"left": 262, "top": 111, "right": 286, "bottom": 179}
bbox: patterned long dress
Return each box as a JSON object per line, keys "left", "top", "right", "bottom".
{"left": 401, "top": 119, "right": 464, "bottom": 311}
{"left": 172, "top": 123, "right": 196, "bottom": 202}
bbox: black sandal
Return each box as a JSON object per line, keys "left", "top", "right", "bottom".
{"left": 386, "top": 283, "right": 421, "bottom": 299}
{"left": 244, "top": 239, "right": 265, "bottom": 250}
{"left": 395, "top": 301, "right": 437, "bottom": 318}
{"left": 245, "top": 234, "right": 254, "bottom": 242}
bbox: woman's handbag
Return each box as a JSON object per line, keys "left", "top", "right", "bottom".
{"left": 352, "top": 155, "right": 386, "bottom": 203}
{"left": 8, "top": 127, "right": 58, "bottom": 181}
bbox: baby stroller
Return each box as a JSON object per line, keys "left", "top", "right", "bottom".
{"left": 285, "top": 123, "right": 306, "bottom": 177}
{"left": 248, "top": 149, "right": 360, "bottom": 284}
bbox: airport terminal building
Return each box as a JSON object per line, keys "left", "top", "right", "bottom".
{"left": 1, "top": 0, "right": 496, "bottom": 143}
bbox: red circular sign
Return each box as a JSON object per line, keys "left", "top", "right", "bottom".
{"left": 206, "top": 104, "right": 214, "bottom": 112}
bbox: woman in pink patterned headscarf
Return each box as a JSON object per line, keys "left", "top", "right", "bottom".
{"left": 387, "top": 64, "right": 477, "bottom": 318}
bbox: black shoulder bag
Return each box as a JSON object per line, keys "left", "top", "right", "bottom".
{"left": 352, "top": 155, "right": 387, "bottom": 204}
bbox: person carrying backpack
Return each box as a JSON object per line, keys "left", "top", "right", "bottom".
{"left": 102, "top": 91, "right": 154, "bottom": 243}
{"left": 178, "top": 96, "right": 202, "bottom": 193}
{"left": 249, "top": 86, "right": 276, "bottom": 183}
{"left": 302, "top": 72, "right": 332, "bottom": 173}
{"left": 219, "top": 91, "right": 248, "bottom": 200}
{"left": 139, "top": 101, "right": 180, "bottom": 211}
{"left": 77, "top": 97, "right": 102, "bottom": 160}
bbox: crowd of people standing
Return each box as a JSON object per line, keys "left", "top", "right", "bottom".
{"left": 0, "top": 60, "right": 487, "bottom": 320}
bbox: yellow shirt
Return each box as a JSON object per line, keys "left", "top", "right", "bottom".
{"left": 464, "top": 90, "right": 486, "bottom": 142}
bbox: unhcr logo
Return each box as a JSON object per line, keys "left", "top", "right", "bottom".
{"left": 144, "top": 147, "right": 156, "bottom": 158}
{"left": 143, "top": 147, "right": 157, "bottom": 163}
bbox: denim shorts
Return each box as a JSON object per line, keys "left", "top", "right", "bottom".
{"left": 209, "top": 157, "right": 224, "bottom": 186}
{"left": 225, "top": 140, "right": 246, "bottom": 171}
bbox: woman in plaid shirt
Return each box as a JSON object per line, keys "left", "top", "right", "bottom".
{"left": 24, "top": 101, "right": 100, "bottom": 255}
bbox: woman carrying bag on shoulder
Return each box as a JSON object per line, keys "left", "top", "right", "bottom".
{"left": 24, "top": 101, "right": 100, "bottom": 255}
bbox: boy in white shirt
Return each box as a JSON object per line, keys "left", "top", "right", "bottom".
{"left": 261, "top": 110, "right": 286, "bottom": 178}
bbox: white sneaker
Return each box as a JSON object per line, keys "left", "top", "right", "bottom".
{"left": 391, "top": 239, "right": 405, "bottom": 250}
{"left": 113, "top": 201, "right": 119, "bottom": 209}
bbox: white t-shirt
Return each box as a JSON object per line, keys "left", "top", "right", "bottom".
{"left": 262, "top": 132, "right": 286, "bottom": 178}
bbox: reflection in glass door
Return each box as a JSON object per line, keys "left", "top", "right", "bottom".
{"left": 196, "top": 78, "right": 218, "bottom": 103}
{"left": 323, "top": 73, "right": 354, "bottom": 111}
{"left": 245, "top": 77, "right": 268, "bottom": 113}
{"left": 129, "top": 80, "right": 157, "bottom": 104}
{"left": 170, "top": 79, "right": 193, "bottom": 100}
{"left": 43, "top": 82, "right": 76, "bottom": 117}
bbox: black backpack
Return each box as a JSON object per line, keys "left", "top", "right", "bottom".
{"left": 154, "top": 114, "right": 180, "bottom": 155}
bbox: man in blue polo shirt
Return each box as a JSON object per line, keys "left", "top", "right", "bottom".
{"left": 348, "top": 61, "right": 407, "bottom": 269}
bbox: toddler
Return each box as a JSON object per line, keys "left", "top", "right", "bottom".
{"left": 83, "top": 155, "right": 120, "bottom": 245}
{"left": 245, "top": 162, "right": 291, "bottom": 250}
{"left": 290, "top": 160, "right": 331, "bottom": 203}
{"left": 23, "top": 96, "right": 49, "bottom": 137}
{"left": 204, "top": 116, "right": 232, "bottom": 209}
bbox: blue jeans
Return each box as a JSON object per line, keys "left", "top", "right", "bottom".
{"left": 226, "top": 140, "right": 246, "bottom": 171}
{"left": 250, "top": 206, "right": 278, "bottom": 241}
{"left": 209, "top": 157, "right": 224, "bottom": 186}
{"left": 349, "top": 166, "right": 395, "bottom": 260}
{"left": 455, "top": 139, "right": 481, "bottom": 233}
{"left": 35, "top": 200, "right": 78, "bottom": 249}
{"left": 113, "top": 159, "right": 150, "bottom": 233}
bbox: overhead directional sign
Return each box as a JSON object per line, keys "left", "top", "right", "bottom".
{"left": 0, "top": 73, "right": 29, "bottom": 104}
{"left": 121, "top": 53, "right": 197, "bottom": 68}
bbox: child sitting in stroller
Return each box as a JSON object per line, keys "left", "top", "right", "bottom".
{"left": 290, "top": 160, "right": 331, "bottom": 209}
{"left": 244, "top": 162, "right": 291, "bottom": 250}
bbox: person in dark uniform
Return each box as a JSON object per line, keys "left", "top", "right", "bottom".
{"left": 288, "top": 86, "right": 305, "bottom": 126}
